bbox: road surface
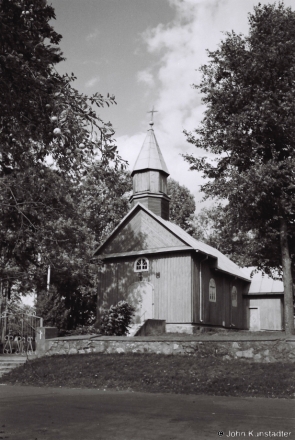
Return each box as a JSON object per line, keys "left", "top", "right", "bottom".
{"left": 0, "top": 385, "right": 294, "bottom": 439}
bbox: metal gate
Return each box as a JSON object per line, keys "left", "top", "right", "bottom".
{"left": 0, "top": 312, "right": 43, "bottom": 354}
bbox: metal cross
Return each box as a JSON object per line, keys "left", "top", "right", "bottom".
{"left": 147, "top": 106, "right": 158, "bottom": 122}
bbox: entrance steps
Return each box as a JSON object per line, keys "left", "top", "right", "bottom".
{"left": 127, "top": 323, "right": 144, "bottom": 337}
{"left": 127, "top": 320, "right": 166, "bottom": 337}
{"left": 0, "top": 355, "right": 35, "bottom": 378}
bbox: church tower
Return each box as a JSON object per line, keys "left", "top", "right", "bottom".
{"left": 129, "top": 119, "right": 170, "bottom": 220}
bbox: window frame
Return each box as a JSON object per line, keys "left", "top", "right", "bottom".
{"left": 134, "top": 257, "right": 149, "bottom": 272}
{"left": 209, "top": 278, "right": 216, "bottom": 302}
{"left": 231, "top": 286, "right": 238, "bottom": 307}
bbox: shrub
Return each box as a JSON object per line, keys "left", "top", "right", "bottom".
{"left": 62, "top": 325, "right": 101, "bottom": 337}
{"left": 100, "top": 301, "right": 135, "bottom": 336}
{"left": 36, "top": 287, "right": 96, "bottom": 336}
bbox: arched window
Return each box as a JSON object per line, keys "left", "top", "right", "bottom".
{"left": 209, "top": 278, "right": 216, "bottom": 302}
{"left": 134, "top": 258, "right": 149, "bottom": 272}
{"left": 231, "top": 286, "right": 237, "bottom": 307}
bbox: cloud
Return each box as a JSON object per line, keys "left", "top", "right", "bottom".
{"left": 85, "top": 76, "right": 100, "bottom": 88}
{"left": 137, "top": 69, "right": 155, "bottom": 86}
{"left": 86, "top": 29, "right": 100, "bottom": 42}
{"left": 119, "top": 0, "right": 295, "bottom": 210}
{"left": 121, "top": 0, "right": 232, "bottom": 208}
{"left": 116, "top": 132, "right": 146, "bottom": 171}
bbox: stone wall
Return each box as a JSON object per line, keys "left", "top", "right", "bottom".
{"left": 43, "top": 336, "right": 295, "bottom": 363}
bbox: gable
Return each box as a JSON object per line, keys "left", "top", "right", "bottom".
{"left": 97, "top": 209, "right": 187, "bottom": 255}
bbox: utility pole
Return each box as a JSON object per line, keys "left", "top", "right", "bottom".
{"left": 47, "top": 266, "right": 51, "bottom": 291}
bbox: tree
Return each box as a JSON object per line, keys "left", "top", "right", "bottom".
{"left": 79, "top": 166, "right": 132, "bottom": 246}
{"left": 0, "top": 0, "right": 120, "bottom": 174}
{"left": 35, "top": 165, "right": 132, "bottom": 333}
{"left": 0, "top": 0, "right": 125, "bottom": 294}
{"left": 192, "top": 204, "right": 277, "bottom": 269}
{"left": 168, "top": 178, "right": 197, "bottom": 235}
{"left": 184, "top": 3, "right": 295, "bottom": 335}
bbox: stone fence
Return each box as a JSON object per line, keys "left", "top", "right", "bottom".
{"left": 38, "top": 332, "right": 295, "bottom": 363}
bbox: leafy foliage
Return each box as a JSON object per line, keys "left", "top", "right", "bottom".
{"left": 33, "top": 165, "right": 131, "bottom": 332}
{"left": 99, "top": 301, "right": 135, "bottom": 336}
{"left": 167, "top": 178, "right": 197, "bottom": 235}
{"left": 0, "top": 0, "right": 126, "bottom": 287}
{"left": 0, "top": 0, "right": 131, "bottom": 330}
{"left": 0, "top": 0, "right": 120, "bottom": 175}
{"left": 184, "top": 3, "right": 295, "bottom": 270}
{"left": 184, "top": 3, "right": 295, "bottom": 334}
{"left": 192, "top": 204, "right": 275, "bottom": 270}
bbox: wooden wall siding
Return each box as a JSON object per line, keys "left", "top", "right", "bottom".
{"left": 133, "top": 171, "right": 167, "bottom": 195}
{"left": 159, "top": 173, "right": 167, "bottom": 193}
{"left": 133, "top": 171, "right": 150, "bottom": 193}
{"left": 230, "top": 278, "right": 248, "bottom": 329}
{"left": 97, "top": 260, "right": 139, "bottom": 313}
{"left": 117, "top": 261, "right": 132, "bottom": 302}
{"left": 150, "top": 171, "right": 159, "bottom": 193}
{"left": 131, "top": 196, "right": 149, "bottom": 210}
{"left": 247, "top": 297, "right": 283, "bottom": 330}
{"left": 133, "top": 195, "right": 169, "bottom": 219}
{"left": 160, "top": 198, "right": 169, "bottom": 221}
{"left": 101, "top": 211, "right": 145, "bottom": 255}
{"left": 192, "top": 257, "right": 200, "bottom": 322}
{"left": 98, "top": 263, "right": 118, "bottom": 311}
{"left": 148, "top": 197, "right": 161, "bottom": 217}
{"left": 140, "top": 210, "right": 183, "bottom": 247}
{"left": 97, "top": 252, "right": 192, "bottom": 323}
{"left": 97, "top": 252, "right": 249, "bottom": 327}
{"left": 197, "top": 261, "right": 217, "bottom": 325}
{"left": 197, "top": 259, "right": 247, "bottom": 329}
{"left": 147, "top": 196, "right": 169, "bottom": 220}
{"left": 150, "top": 253, "right": 192, "bottom": 322}
{"left": 101, "top": 210, "right": 186, "bottom": 256}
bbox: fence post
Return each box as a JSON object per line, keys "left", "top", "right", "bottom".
{"left": 35, "top": 327, "right": 58, "bottom": 355}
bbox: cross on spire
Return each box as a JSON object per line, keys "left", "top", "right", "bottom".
{"left": 147, "top": 106, "right": 158, "bottom": 124}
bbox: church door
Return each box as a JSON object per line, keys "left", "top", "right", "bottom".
{"left": 127, "top": 282, "right": 154, "bottom": 324}
{"left": 249, "top": 307, "right": 260, "bottom": 331}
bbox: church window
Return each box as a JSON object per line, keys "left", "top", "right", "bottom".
{"left": 231, "top": 286, "right": 237, "bottom": 307}
{"left": 209, "top": 278, "right": 216, "bottom": 302}
{"left": 134, "top": 258, "right": 149, "bottom": 272}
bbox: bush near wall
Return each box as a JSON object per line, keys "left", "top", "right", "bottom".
{"left": 99, "top": 301, "right": 135, "bottom": 336}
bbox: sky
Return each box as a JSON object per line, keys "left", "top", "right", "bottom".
{"left": 49, "top": 0, "right": 295, "bottom": 210}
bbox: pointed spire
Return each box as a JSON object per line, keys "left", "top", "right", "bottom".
{"left": 132, "top": 120, "right": 169, "bottom": 176}
{"left": 130, "top": 111, "right": 170, "bottom": 220}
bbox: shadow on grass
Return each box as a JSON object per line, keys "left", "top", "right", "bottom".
{"left": 1, "top": 352, "right": 295, "bottom": 399}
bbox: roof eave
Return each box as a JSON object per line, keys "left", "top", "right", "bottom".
{"left": 131, "top": 167, "right": 170, "bottom": 177}
{"left": 214, "top": 267, "right": 251, "bottom": 282}
{"left": 92, "top": 203, "right": 141, "bottom": 257}
{"left": 92, "top": 246, "right": 193, "bottom": 261}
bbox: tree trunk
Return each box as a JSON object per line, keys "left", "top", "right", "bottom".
{"left": 279, "top": 217, "right": 294, "bottom": 336}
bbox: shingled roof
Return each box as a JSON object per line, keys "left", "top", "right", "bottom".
{"left": 242, "top": 267, "right": 284, "bottom": 294}
{"left": 132, "top": 122, "right": 169, "bottom": 176}
{"left": 158, "top": 214, "right": 251, "bottom": 281}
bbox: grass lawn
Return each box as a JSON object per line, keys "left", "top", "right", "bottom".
{"left": 1, "top": 353, "right": 295, "bottom": 399}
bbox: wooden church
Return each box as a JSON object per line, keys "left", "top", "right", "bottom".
{"left": 93, "top": 120, "right": 284, "bottom": 333}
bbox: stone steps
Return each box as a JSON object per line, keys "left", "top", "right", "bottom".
{"left": 0, "top": 356, "right": 28, "bottom": 378}
{"left": 127, "top": 323, "right": 144, "bottom": 337}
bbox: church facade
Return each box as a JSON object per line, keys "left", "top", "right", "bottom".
{"left": 93, "top": 121, "right": 284, "bottom": 333}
